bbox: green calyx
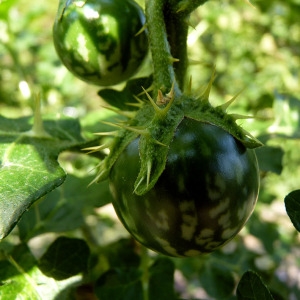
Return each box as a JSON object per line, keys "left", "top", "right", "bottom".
{"left": 94, "top": 78, "right": 263, "bottom": 196}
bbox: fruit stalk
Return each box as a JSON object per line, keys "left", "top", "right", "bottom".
{"left": 145, "top": 0, "right": 181, "bottom": 96}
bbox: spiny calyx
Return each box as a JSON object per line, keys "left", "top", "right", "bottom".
{"left": 94, "top": 80, "right": 262, "bottom": 195}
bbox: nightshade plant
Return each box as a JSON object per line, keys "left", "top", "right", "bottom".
{"left": 0, "top": 0, "right": 299, "bottom": 299}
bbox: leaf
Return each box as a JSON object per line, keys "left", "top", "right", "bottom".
{"left": 148, "top": 257, "right": 176, "bottom": 300}
{"left": 98, "top": 76, "right": 152, "bottom": 111}
{"left": 0, "top": 243, "right": 79, "bottom": 300}
{"left": 17, "top": 175, "right": 113, "bottom": 241}
{"left": 0, "top": 115, "right": 86, "bottom": 240}
{"left": 237, "top": 270, "right": 274, "bottom": 300}
{"left": 200, "top": 260, "right": 235, "bottom": 299}
{"left": 284, "top": 190, "right": 300, "bottom": 232}
{"left": 255, "top": 146, "right": 284, "bottom": 174}
{"left": 94, "top": 268, "right": 143, "bottom": 300}
{"left": 38, "top": 236, "right": 90, "bottom": 281}
{"left": 102, "top": 238, "right": 140, "bottom": 269}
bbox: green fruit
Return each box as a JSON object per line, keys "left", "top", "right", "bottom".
{"left": 109, "top": 117, "right": 259, "bottom": 257}
{"left": 53, "top": 0, "right": 148, "bottom": 86}
{"left": 95, "top": 78, "right": 262, "bottom": 257}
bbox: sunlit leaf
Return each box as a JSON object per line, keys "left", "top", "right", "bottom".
{"left": 0, "top": 115, "right": 85, "bottom": 240}
{"left": 0, "top": 243, "right": 79, "bottom": 299}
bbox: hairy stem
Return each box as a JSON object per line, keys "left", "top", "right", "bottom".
{"left": 164, "top": 10, "right": 189, "bottom": 90}
{"left": 145, "top": 0, "right": 181, "bottom": 96}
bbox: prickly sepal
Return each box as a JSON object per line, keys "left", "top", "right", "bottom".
{"left": 181, "top": 76, "right": 263, "bottom": 149}
{"left": 94, "top": 76, "right": 262, "bottom": 196}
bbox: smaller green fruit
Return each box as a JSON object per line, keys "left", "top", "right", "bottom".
{"left": 53, "top": 0, "right": 148, "bottom": 86}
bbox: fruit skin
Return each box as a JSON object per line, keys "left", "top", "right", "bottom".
{"left": 53, "top": 0, "right": 148, "bottom": 86}
{"left": 109, "top": 117, "right": 259, "bottom": 257}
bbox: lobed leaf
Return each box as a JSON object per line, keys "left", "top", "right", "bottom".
{"left": 0, "top": 115, "right": 85, "bottom": 240}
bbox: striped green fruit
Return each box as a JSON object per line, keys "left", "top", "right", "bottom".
{"left": 53, "top": 0, "right": 148, "bottom": 86}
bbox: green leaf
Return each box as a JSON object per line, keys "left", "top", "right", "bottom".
{"left": 0, "top": 115, "right": 85, "bottom": 240}
{"left": 17, "top": 175, "right": 112, "bottom": 241}
{"left": 237, "top": 270, "right": 274, "bottom": 300}
{"left": 255, "top": 146, "right": 284, "bottom": 174}
{"left": 284, "top": 190, "right": 300, "bottom": 232}
{"left": 0, "top": 243, "right": 78, "bottom": 300}
{"left": 102, "top": 238, "right": 140, "bottom": 269}
{"left": 38, "top": 236, "right": 90, "bottom": 281}
{"left": 98, "top": 76, "right": 152, "bottom": 111}
{"left": 95, "top": 268, "right": 143, "bottom": 300}
{"left": 148, "top": 257, "right": 176, "bottom": 300}
{"left": 200, "top": 260, "right": 235, "bottom": 299}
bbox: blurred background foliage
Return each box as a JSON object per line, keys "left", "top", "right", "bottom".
{"left": 0, "top": 0, "right": 300, "bottom": 299}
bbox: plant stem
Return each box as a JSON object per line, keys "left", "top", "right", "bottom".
{"left": 145, "top": 0, "right": 210, "bottom": 94}
{"left": 145, "top": 0, "right": 181, "bottom": 96}
{"left": 164, "top": 10, "right": 189, "bottom": 90}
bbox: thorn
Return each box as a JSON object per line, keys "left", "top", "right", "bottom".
{"left": 146, "top": 160, "right": 152, "bottom": 187}
{"left": 241, "top": 127, "right": 263, "bottom": 147}
{"left": 89, "top": 165, "right": 107, "bottom": 186}
{"left": 137, "top": 85, "right": 154, "bottom": 97}
{"left": 82, "top": 142, "right": 111, "bottom": 154}
{"left": 176, "top": 1, "right": 189, "bottom": 13}
{"left": 229, "top": 114, "right": 255, "bottom": 121}
{"left": 169, "top": 56, "right": 180, "bottom": 64}
{"left": 128, "top": 95, "right": 144, "bottom": 107}
{"left": 133, "top": 176, "right": 145, "bottom": 194}
{"left": 101, "top": 105, "right": 135, "bottom": 119}
{"left": 187, "top": 20, "right": 196, "bottom": 30}
{"left": 135, "top": 23, "right": 148, "bottom": 36}
{"left": 155, "top": 82, "right": 176, "bottom": 112}
{"left": 166, "top": 81, "right": 176, "bottom": 100}
{"left": 187, "top": 76, "right": 192, "bottom": 95}
{"left": 93, "top": 131, "right": 118, "bottom": 136}
{"left": 142, "top": 86, "right": 163, "bottom": 115}
{"left": 152, "top": 139, "right": 167, "bottom": 147}
{"left": 217, "top": 88, "right": 245, "bottom": 111}
{"left": 200, "top": 66, "right": 216, "bottom": 102}
{"left": 101, "top": 121, "right": 148, "bottom": 136}
{"left": 161, "top": 81, "right": 176, "bottom": 116}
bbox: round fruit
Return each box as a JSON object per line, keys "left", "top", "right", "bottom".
{"left": 53, "top": 0, "right": 148, "bottom": 86}
{"left": 109, "top": 117, "right": 259, "bottom": 257}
